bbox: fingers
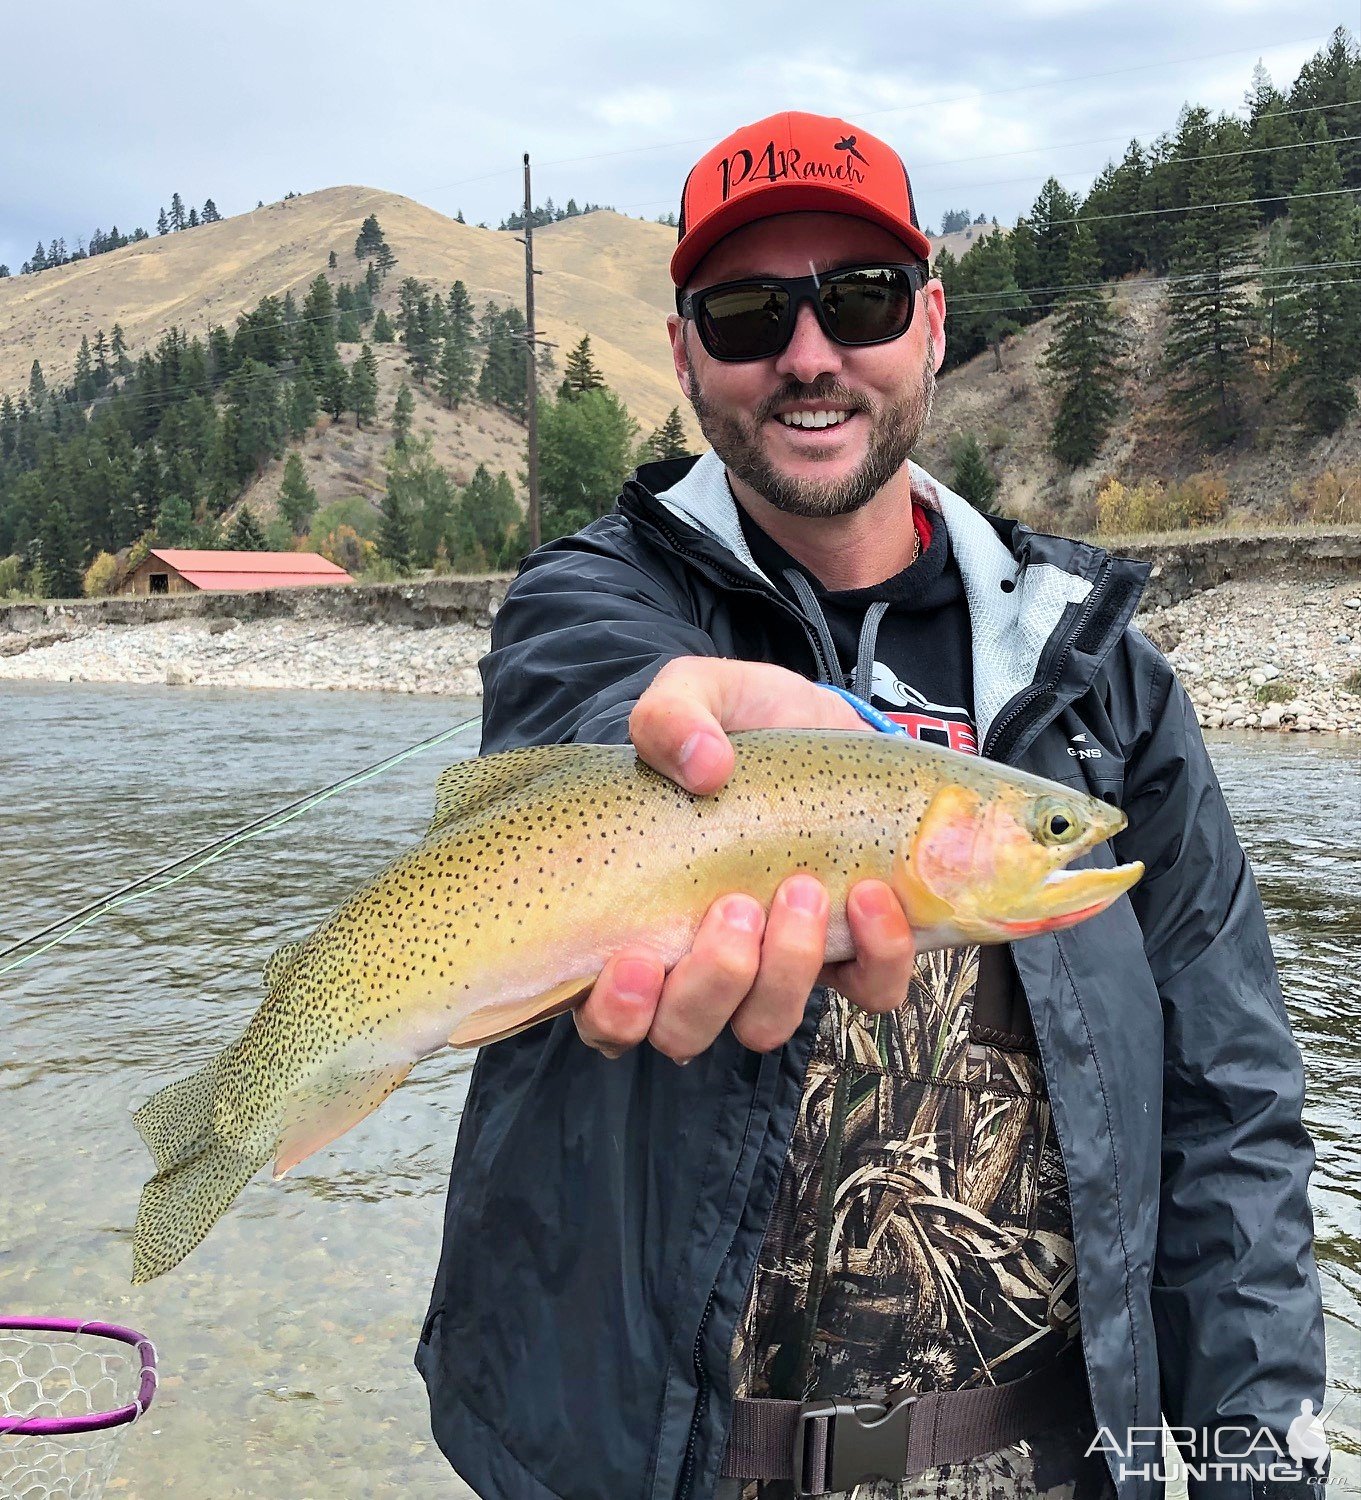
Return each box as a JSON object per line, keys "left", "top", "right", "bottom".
{"left": 628, "top": 657, "right": 869, "bottom": 795}
{"left": 820, "top": 880, "right": 916, "bottom": 1015}
{"left": 574, "top": 948, "right": 666, "bottom": 1059}
{"left": 577, "top": 877, "right": 915, "bottom": 1067}
{"left": 730, "top": 876, "right": 829, "bottom": 1053}
{"left": 647, "top": 895, "right": 766, "bottom": 1063}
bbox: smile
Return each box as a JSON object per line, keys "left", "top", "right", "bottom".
{"left": 775, "top": 409, "right": 856, "bottom": 429}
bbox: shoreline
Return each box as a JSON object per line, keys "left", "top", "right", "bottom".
{"left": 3, "top": 572, "right": 1359, "bottom": 735}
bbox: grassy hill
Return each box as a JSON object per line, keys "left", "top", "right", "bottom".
{"left": 3, "top": 185, "right": 1357, "bottom": 542}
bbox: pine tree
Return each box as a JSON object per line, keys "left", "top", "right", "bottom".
{"left": 372, "top": 308, "right": 395, "bottom": 343}
{"left": 392, "top": 384, "right": 415, "bottom": 449}
{"left": 299, "top": 274, "right": 337, "bottom": 374}
{"left": 154, "top": 494, "right": 195, "bottom": 545}
{"left": 1163, "top": 118, "right": 1258, "bottom": 445}
{"left": 111, "top": 323, "right": 131, "bottom": 375}
{"left": 1256, "top": 219, "right": 1291, "bottom": 377}
{"left": 288, "top": 370, "right": 318, "bottom": 435}
{"left": 226, "top": 506, "right": 268, "bottom": 550}
{"left": 953, "top": 234, "right": 1024, "bottom": 371}
{"left": 202, "top": 198, "right": 220, "bottom": 223}
{"left": 351, "top": 344, "right": 379, "bottom": 427}
{"left": 320, "top": 360, "right": 349, "bottom": 420}
{"left": 1275, "top": 125, "right": 1361, "bottom": 433}
{"left": 647, "top": 407, "right": 689, "bottom": 460}
{"left": 39, "top": 503, "right": 83, "bottom": 597}
{"left": 436, "top": 320, "right": 475, "bottom": 408}
{"left": 1028, "top": 176, "right": 1080, "bottom": 297}
{"left": 157, "top": 208, "right": 170, "bottom": 236}
{"left": 170, "top": 193, "right": 186, "bottom": 231}
{"left": 377, "top": 488, "right": 414, "bottom": 573}
{"left": 93, "top": 329, "right": 110, "bottom": 386}
{"left": 560, "top": 335, "right": 605, "bottom": 397}
{"left": 328, "top": 249, "right": 338, "bottom": 270}
{"left": 277, "top": 452, "right": 318, "bottom": 535}
{"left": 28, "top": 360, "right": 47, "bottom": 411}
{"left": 187, "top": 207, "right": 200, "bottom": 229}
{"left": 375, "top": 243, "right": 397, "bottom": 278}
{"left": 947, "top": 433, "right": 999, "bottom": 513}
{"left": 74, "top": 336, "right": 97, "bottom": 402}
{"left": 1038, "top": 225, "right": 1128, "bottom": 467}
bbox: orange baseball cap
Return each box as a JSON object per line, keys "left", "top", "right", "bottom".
{"left": 671, "top": 111, "right": 933, "bottom": 288}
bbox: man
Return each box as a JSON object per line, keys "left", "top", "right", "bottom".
{"left": 416, "top": 112, "right": 1328, "bottom": 1500}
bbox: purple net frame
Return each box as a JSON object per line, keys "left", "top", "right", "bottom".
{"left": 0, "top": 1318, "right": 158, "bottom": 1437}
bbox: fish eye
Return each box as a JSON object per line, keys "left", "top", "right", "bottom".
{"left": 1033, "top": 798, "right": 1081, "bottom": 846}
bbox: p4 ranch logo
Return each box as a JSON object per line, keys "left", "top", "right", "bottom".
{"left": 718, "top": 135, "right": 869, "bottom": 200}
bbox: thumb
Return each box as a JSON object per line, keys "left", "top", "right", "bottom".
{"left": 629, "top": 658, "right": 868, "bottom": 795}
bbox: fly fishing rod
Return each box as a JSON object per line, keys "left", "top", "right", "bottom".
{"left": 0, "top": 713, "right": 483, "bottom": 976}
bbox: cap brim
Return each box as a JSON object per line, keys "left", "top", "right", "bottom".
{"left": 671, "top": 183, "right": 934, "bottom": 287}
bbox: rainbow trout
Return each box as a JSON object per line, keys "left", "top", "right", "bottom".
{"left": 131, "top": 730, "right": 1143, "bottom": 1283}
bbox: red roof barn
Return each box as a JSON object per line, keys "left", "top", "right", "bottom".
{"left": 120, "top": 549, "right": 354, "bottom": 596}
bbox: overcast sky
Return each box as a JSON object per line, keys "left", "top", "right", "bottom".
{"left": 1, "top": 1, "right": 1352, "bottom": 274}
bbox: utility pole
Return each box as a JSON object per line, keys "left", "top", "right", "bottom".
{"left": 522, "top": 152, "right": 541, "bottom": 552}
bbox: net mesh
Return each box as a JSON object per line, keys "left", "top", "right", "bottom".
{"left": 0, "top": 1331, "right": 143, "bottom": 1500}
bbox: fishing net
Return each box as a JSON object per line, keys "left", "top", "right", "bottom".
{"left": 0, "top": 1319, "right": 158, "bottom": 1500}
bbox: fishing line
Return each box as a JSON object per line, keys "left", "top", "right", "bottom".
{"left": 0, "top": 713, "right": 482, "bottom": 977}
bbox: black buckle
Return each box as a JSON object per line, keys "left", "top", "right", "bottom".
{"left": 793, "top": 1391, "right": 918, "bottom": 1496}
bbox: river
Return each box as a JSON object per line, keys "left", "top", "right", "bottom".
{"left": 0, "top": 683, "right": 1356, "bottom": 1497}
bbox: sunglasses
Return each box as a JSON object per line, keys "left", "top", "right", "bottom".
{"left": 678, "top": 261, "right": 928, "bottom": 363}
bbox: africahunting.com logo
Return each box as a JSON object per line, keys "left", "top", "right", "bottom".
{"left": 1087, "top": 1400, "right": 1331, "bottom": 1484}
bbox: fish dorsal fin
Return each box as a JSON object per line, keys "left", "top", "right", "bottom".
{"left": 262, "top": 940, "right": 306, "bottom": 995}
{"left": 428, "top": 744, "right": 609, "bottom": 836}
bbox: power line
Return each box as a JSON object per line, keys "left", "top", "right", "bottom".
{"left": 415, "top": 31, "right": 1340, "bottom": 200}
{"left": 942, "top": 256, "right": 1361, "bottom": 307}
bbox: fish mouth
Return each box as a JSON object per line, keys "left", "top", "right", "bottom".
{"left": 995, "top": 861, "right": 1145, "bottom": 939}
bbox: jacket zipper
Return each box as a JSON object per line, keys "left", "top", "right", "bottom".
{"left": 641, "top": 508, "right": 839, "bottom": 685}
{"left": 983, "top": 560, "right": 1114, "bottom": 765}
{"left": 675, "top": 1290, "right": 716, "bottom": 1500}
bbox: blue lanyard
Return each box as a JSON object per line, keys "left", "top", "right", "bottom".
{"left": 820, "top": 683, "right": 910, "bottom": 737}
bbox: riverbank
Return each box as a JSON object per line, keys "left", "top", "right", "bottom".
{"left": 2, "top": 530, "right": 1360, "bottom": 730}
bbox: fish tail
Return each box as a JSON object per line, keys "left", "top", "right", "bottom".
{"left": 131, "top": 1065, "right": 269, "bottom": 1285}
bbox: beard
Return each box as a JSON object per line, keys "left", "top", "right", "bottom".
{"left": 682, "top": 337, "right": 936, "bottom": 519}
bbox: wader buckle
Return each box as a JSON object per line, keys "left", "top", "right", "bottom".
{"left": 793, "top": 1389, "right": 919, "bottom": 1496}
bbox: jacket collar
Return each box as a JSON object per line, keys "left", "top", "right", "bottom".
{"left": 626, "top": 451, "right": 1143, "bottom": 749}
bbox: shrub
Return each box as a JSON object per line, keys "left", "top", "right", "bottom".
{"left": 1255, "top": 680, "right": 1297, "bottom": 704}
{"left": 357, "top": 554, "right": 401, "bottom": 583}
{"left": 1342, "top": 667, "right": 1361, "bottom": 695}
{"left": 309, "top": 496, "right": 379, "bottom": 546}
{"left": 0, "top": 554, "right": 24, "bottom": 598}
{"left": 1095, "top": 472, "right": 1227, "bottom": 534}
{"left": 1289, "top": 469, "right": 1361, "bottom": 525}
{"left": 315, "top": 524, "right": 372, "bottom": 574}
{"left": 83, "top": 551, "right": 121, "bottom": 596}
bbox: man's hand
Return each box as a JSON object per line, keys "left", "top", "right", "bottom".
{"left": 574, "top": 658, "right": 918, "bottom": 1064}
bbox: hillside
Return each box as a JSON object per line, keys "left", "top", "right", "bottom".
{"left": 4, "top": 184, "right": 1359, "bottom": 540}
{"left": 0, "top": 186, "right": 685, "bottom": 432}
{"left": 918, "top": 267, "right": 1361, "bottom": 530}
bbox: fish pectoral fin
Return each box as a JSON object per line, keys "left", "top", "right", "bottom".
{"left": 429, "top": 744, "right": 622, "bottom": 836}
{"left": 272, "top": 1060, "right": 415, "bottom": 1179}
{"left": 447, "top": 974, "right": 596, "bottom": 1048}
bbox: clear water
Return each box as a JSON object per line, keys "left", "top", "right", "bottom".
{"left": 0, "top": 683, "right": 1356, "bottom": 1496}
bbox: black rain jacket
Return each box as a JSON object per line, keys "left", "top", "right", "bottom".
{"left": 416, "top": 452, "right": 1328, "bottom": 1500}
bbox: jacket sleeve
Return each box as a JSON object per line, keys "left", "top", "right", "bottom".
{"left": 478, "top": 523, "right": 720, "bottom": 752}
{"left": 1113, "top": 646, "right": 1329, "bottom": 1499}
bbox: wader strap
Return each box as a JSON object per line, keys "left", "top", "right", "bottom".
{"left": 721, "top": 1340, "right": 1088, "bottom": 1496}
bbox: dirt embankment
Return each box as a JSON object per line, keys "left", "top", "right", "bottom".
{"left": 2, "top": 530, "right": 1359, "bottom": 728}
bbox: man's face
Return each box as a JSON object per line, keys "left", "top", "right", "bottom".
{"left": 666, "top": 212, "right": 947, "bottom": 519}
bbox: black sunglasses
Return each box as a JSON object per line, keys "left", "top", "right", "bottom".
{"left": 678, "top": 261, "right": 928, "bottom": 363}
